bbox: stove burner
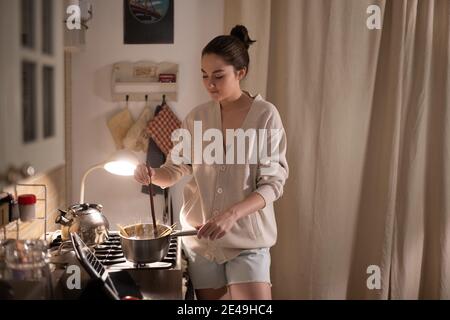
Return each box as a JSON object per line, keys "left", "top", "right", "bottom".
{"left": 49, "top": 232, "right": 178, "bottom": 269}
{"left": 93, "top": 234, "right": 127, "bottom": 265}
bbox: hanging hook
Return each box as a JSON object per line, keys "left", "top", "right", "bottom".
{"left": 126, "top": 95, "right": 129, "bottom": 102}
{"left": 162, "top": 94, "right": 166, "bottom": 106}
{"left": 145, "top": 94, "right": 148, "bottom": 102}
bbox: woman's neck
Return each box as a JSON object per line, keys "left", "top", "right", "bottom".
{"left": 220, "top": 90, "right": 252, "bottom": 111}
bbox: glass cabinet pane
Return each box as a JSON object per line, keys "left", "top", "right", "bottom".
{"left": 22, "top": 61, "right": 37, "bottom": 143}
{"left": 21, "top": 0, "right": 35, "bottom": 49}
{"left": 43, "top": 66, "right": 55, "bottom": 138}
{"left": 42, "top": 0, "right": 53, "bottom": 55}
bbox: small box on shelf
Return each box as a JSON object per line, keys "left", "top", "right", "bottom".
{"left": 158, "top": 73, "right": 176, "bottom": 83}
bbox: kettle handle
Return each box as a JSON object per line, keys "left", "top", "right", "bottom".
{"left": 89, "top": 203, "right": 103, "bottom": 211}
{"left": 55, "top": 209, "right": 71, "bottom": 225}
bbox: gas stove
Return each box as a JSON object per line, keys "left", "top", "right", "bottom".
{"left": 50, "top": 231, "right": 179, "bottom": 270}
{"left": 49, "top": 231, "right": 193, "bottom": 299}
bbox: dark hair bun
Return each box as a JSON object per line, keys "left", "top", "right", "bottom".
{"left": 230, "top": 25, "right": 256, "bottom": 50}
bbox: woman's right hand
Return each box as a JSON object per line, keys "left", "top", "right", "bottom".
{"left": 134, "top": 163, "right": 155, "bottom": 185}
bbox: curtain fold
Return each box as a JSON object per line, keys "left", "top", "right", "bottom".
{"left": 224, "top": 0, "right": 450, "bottom": 299}
{"left": 224, "top": 0, "right": 271, "bottom": 97}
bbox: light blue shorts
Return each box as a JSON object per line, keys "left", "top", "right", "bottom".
{"left": 182, "top": 245, "right": 271, "bottom": 290}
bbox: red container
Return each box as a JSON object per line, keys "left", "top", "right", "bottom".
{"left": 158, "top": 73, "right": 176, "bottom": 83}
{"left": 18, "top": 194, "right": 36, "bottom": 222}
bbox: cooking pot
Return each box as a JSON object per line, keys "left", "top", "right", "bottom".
{"left": 119, "top": 223, "right": 197, "bottom": 264}
{"left": 55, "top": 203, "right": 109, "bottom": 246}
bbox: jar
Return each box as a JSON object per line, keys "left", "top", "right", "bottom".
{"left": 0, "top": 240, "right": 15, "bottom": 299}
{"left": 3, "top": 240, "right": 54, "bottom": 299}
{"left": 18, "top": 194, "right": 36, "bottom": 222}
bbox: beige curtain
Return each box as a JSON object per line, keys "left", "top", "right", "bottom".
{"left": 224, "top": 0, "right": 450, "bottom": 299}
{"left": 224, "top": 0, "right": 271, "bottom": 97}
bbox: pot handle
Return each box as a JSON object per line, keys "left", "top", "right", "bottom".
{"left": 171, "top": 230, "right": 198, "bottom": 237}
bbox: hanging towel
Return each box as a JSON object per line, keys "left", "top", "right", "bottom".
{"left": 123, "top": 106, "right": 152, "bottom": 152}
{"left": 107, "top": 106, "right": 134, "bottom": 150}
{"left": 146, "top": 105, "right": 181, "bottom": 156}
{"left": 141, "top": 138, "right": 166, "bottom": 196}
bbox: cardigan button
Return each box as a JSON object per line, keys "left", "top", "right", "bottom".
{"left": 217, "top": 187, "right": 223, "bottom": 194}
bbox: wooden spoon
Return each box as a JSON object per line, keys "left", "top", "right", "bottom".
{"left": 146, "top": 165, "right": 158, "bottom": 238}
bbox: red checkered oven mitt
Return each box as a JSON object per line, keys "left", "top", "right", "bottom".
{"left": 146, "top": 105, "right": 181, "bottom": 155}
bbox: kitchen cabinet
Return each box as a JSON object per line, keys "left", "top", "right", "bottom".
{"left": 0, "top": 0, "right": 65, "bottom": 188}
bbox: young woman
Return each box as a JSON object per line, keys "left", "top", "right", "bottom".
{"left": 134, "top": 25, "right": 288, "bottom": 300}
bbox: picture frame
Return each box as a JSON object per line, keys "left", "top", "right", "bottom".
{"left": 124, "top": 0, "right": 174, "bottom": 44}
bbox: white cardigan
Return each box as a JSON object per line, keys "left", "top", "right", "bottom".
{"left": 157, "top": 94, "right": 289, "bottom": 263}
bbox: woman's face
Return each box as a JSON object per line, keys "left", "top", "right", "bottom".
{"left": 201, "top": 53, "right": 245, "bottom": 102}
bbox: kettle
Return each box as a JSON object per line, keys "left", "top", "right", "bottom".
{"left": 55, "top": 203, "right": 109, "bottom": 246}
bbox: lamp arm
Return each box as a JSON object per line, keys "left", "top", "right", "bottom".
{"left": 80, "top": 163, "right": 105, "bottom": 203}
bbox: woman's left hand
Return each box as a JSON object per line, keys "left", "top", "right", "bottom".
{"left": 197, "top": 209, "right": 239, "bottom": 241}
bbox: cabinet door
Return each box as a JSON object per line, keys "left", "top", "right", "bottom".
{"left": 0, "top": 0, "right": 64, "bottom": 186}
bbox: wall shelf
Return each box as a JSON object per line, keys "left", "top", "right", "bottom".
{"left": 112, "top": 61, "right": 178, "bottom": 102}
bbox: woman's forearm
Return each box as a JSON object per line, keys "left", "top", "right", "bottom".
{"left": 229, "top": 192, "right": 266, "bottom": 220}
{"left": 197, "top": 192, "right": 267, "bottom": 240}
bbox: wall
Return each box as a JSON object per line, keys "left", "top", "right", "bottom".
{"left": 71, "top": 0, "right": 224, "bottom": 228}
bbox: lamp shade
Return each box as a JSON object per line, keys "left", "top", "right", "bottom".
{"left": 103, "top": 150, "right": 139, "bottom": 176}
{"left": 79, "top": 149, "right": 139, "bottom": 203}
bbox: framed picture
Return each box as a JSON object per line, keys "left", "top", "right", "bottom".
{"left": 124, "top": 0, "right": 174, "bottom": 44}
